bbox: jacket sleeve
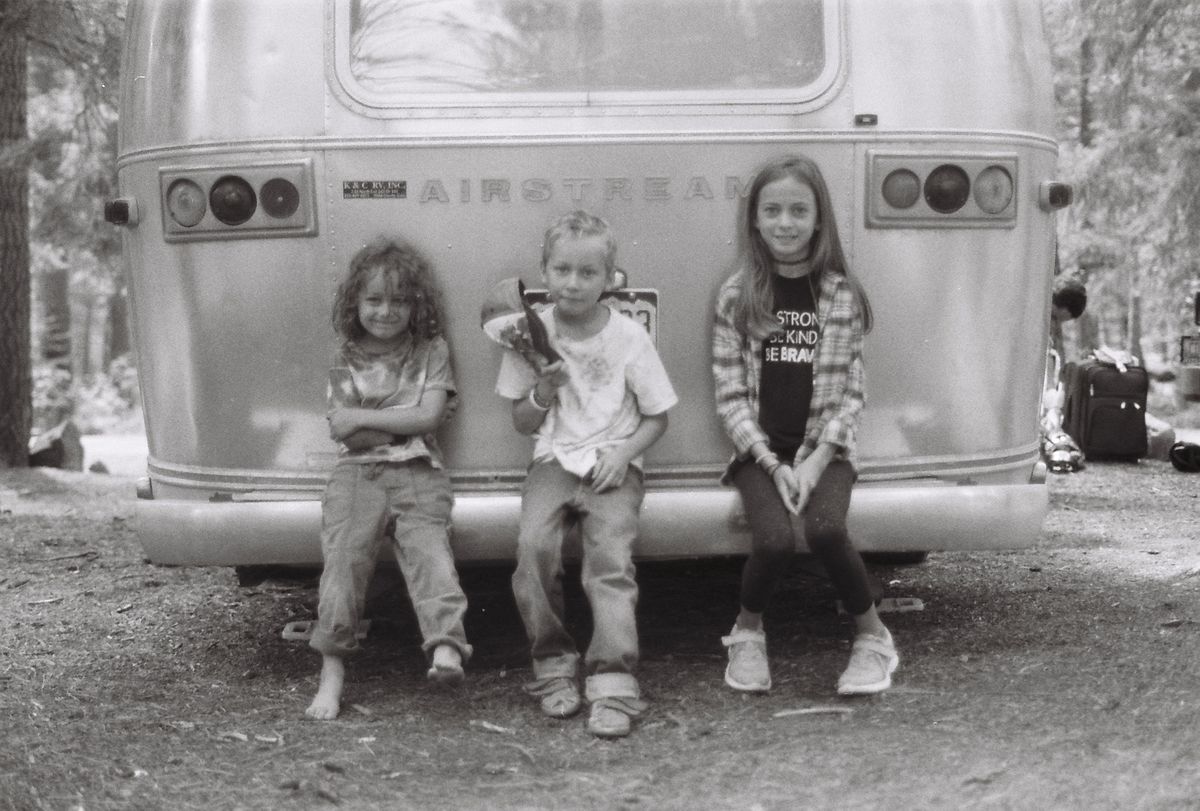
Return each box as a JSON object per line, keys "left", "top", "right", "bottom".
{"left": 814, "top": 284, "right": 866, "bottom": 454}
{"left": 711, "top": 278, "right": 769, "bottom": 456}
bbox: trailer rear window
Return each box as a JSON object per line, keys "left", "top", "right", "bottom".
{"left": 333, "top": 0, "right": 838, "bottom": 109}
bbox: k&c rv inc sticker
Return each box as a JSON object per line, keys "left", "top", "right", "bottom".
{"left": 343, "top": 180, "right": 407, "bottom": 199}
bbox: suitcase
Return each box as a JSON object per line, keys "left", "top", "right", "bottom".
{"left": 1061, "top": 359, "right": 1149, "bottom": 460}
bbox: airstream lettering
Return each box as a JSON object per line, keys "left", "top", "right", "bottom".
{"left": 404, "top": 176, "right": 741, "bottom": 205}
{"left": 109, "top": 0, "right": 1069, "bottom": 567}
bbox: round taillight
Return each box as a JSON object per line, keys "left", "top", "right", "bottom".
{"left": 924, "top": 164, "right": 970, "bottom": 213}
{"left": 261, "top": 178, "right": 300, "bottom": 219}
{"left": 973, "top": 165, "right": 1014, "bottom": 214}
{"left": 209, "top": 175, "right": 257, "bottom": 225}
{"left": 166, "top": 178, "right": 207, "bottom": 227}
{"left": 881, "top": 169, "right": 921, "bottom": 209}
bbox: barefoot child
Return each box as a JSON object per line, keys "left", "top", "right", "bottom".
{"left": 712, "top": 155, "right": 899, "bottom": 696}
{"left": 489, "top": 211, "right": 677, "bottom": 738}
{"left": 306, "top": 238, "right": 471, "bottom": 720}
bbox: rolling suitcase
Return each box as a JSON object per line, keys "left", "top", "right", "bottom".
{"left": 1061, "top": 359, "right": 1149, "bottom": 460}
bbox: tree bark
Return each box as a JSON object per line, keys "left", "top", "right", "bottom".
{"left": 0, "top": 21, "right": 31, "bottom": 467}
{"left": 106, "top": 289, "right": 129, "bottom": 363}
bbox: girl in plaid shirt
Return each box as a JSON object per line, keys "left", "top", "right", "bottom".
{"left": 712, "top": 155, "right": 899, "bottom": 696}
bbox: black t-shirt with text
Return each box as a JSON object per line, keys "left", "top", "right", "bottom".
{"left": 758, "top": 273, "right": 819, "bottom": 460}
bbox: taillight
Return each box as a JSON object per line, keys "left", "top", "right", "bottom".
{"left": 881, "top": 169, "right": 920, "bottom": 210}
{"left": 867, "top": 152, "right": 1019, "bottom": 228}
{"left": 923, "top": 164, "right": 970, "bottom": 213}
{"left": 166, "top": 179, "right": 207, "bottom": 227}
{"left": 209, "top": 176, "right": 257, "bottom": 225}
{"left": 261, "top": 178, "right": 300, "bottom": 219}
{"left": 974, "top": 165, "right": 1014, "bottom": 214}
{"left": 159, "top": 161, "right": 316, "bottom": 242}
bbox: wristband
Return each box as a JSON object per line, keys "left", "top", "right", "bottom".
{"left": 528, "top": 388, "right": 553, "bottom": 411}
{"left": 763, "top": 460, "right": 782, "bottom": 477}
{"left": 755, "top": 451, "right": 780, "bottom": 473}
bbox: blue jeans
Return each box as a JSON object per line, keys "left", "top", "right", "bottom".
{"left": 511, "top": 460, "right": 644, "bottom": 701}
{"left": 310, "top": 460, "right": 472, "bottom": 662}
{"left": 732, "top": 458, "right": 874, "bottom": 616}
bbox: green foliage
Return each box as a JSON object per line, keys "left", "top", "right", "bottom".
{"left": 1044, "top": 0, "right": 1200, "bottom": 360}
{"left": 33, "top": 354, "right": 141, "bottom": 436}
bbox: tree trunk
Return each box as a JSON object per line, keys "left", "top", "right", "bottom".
{"left": 0, "top": 23, "right": 31, "bottom": 468}
{"left": 39, "top": 263, "right": 70, "bottom": 367}
{"left": 1079, "top": 36, "right": 1094, "bottom": 147}
{"left": 1076, "top": 311, "right": 1101, "bottom": 357}
{"left": 106, "top": 289, "right": 129, "bottom": 363}
{"left": 1127, "top": 290, "right": 1144, "bottom": 363}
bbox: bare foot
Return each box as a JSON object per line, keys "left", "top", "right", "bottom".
{"left": 426, "top": 644, "right": 464, "bottom": 684}
{"left": 305, "top": 655, "right": 345, "bottom": 720}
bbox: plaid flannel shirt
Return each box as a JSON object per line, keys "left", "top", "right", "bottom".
{"left": 712, "top": 268, "right": 866, "bottom": 481}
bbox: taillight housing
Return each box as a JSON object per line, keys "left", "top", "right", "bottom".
{"left": 159, "top": 161, "right": 316, "bottom": 241}
{"left": 867, "top": 152, "right": 1018, "bottom": 228}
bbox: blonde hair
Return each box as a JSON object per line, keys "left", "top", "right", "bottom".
{"left": 541, "top": 210, "right": 617, "bottom": 273}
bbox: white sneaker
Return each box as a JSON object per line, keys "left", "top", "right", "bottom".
{"left": 721, "top": 624, "right": 771, "bottom": 692}
{"left": 836, "top": 629, "right": 899, "bottom": 695}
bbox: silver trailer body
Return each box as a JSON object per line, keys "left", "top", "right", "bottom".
{"left": 115, "top": 0, "right": 1061, "bottom": 565}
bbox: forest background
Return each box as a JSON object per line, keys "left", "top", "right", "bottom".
{"left": 0, "top": 0, "right": 1198, "bottom": 467}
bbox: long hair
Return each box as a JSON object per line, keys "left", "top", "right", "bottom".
{"left": 734, "top": 154, "right": 873, "bottom": 338}
{"left": 332, "top": 238, "right": 445, "bottom": 343}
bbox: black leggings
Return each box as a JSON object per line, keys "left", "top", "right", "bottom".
{"left": 732, "top": 458, "right": 874, "bottom": 616}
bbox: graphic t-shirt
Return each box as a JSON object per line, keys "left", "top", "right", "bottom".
{"left": 495, "top": 306, "right": 678, "bottom": 478}
{"left": 758, "top": 273, "right": 819, "bottom": 459}
{"left": 327, "top": 335, "right": 456, "bottom": 466}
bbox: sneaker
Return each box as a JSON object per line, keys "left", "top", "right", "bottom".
{"left": 721, "top": 624, "right": 771, "bottom": 692}
{"left": 524, "top": 676, "right": 582, "bottom": 719}
{"left": 585, "top": 696, "right": 646, "bottom": 739}
{"left": 836, "top": 629, "right": 899, "bottom": 696}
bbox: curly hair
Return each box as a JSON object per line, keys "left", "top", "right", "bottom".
{"left": 332, "top": 238, "right": 445, "bottom": 343}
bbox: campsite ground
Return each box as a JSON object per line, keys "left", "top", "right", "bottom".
{"left": 1, "top": 441, "right": 1198, "bottom": 810}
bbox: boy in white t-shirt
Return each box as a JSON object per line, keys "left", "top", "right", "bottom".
{"left": 493, "top": 211, "right": 677, "bottom": 738}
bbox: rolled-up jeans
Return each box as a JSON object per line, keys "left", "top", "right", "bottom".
{"left": 310, "top": 460, "right": 472, "bottom": 662}
{"left": 511, "top": 459, "right": 644, "bottom": 701}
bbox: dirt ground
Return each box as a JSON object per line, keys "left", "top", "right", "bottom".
{"left": 1, "top": 457, "right": 1198, "bottom": 811}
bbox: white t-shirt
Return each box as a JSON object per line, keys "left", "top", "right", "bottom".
{"left": 496, "top": 306, "right": 677, "bottom": 478}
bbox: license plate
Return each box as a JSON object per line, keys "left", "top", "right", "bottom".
{"left": 1182, "top": 335, "right": 1200, "bottom": 365}
{"left": 524, "top": 288, "right": 659, "bottom": 345}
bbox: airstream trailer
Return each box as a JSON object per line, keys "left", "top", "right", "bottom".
{"left": 107, "top": 0, "right": 1070, "bottom": 567}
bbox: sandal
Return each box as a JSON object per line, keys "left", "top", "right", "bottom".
{"left": 524, "top": 676, "right": 582, "bottom": 719}
{"left": 1169, "top": 441, "right": 1200, "bottom": 473}
{"left": 586, "top": 696, "right": 647, "bottom": 739}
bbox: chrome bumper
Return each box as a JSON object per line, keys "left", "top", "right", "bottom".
{"left": 135, "top": 479, "right": 1048, "bottom": 566}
